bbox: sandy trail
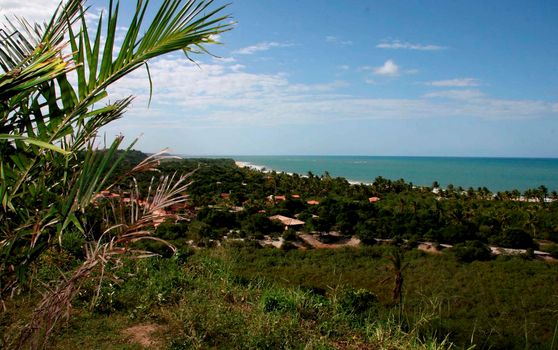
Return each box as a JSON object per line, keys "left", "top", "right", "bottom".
{"left": 300, "top": 234, "right": 361, "bottom": 249}
{"left": 122, "top": 324, "right": 162, "bottom": 349}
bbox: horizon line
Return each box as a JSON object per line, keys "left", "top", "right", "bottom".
{"left": 168, "top": 154, "right": 558, "bottom": 160}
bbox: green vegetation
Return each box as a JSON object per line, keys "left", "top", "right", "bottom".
{"left": 3, "top": 155, "right": 556, "bottom": 349}
{"left": 225, "top": 244, "right": 558, "bottom": 349}
{"left": 136, "top": 157, "right": 558, "bottom": 250}
{"left": 2, "top": 241, "right": 556, "bottom": 349}
{"left": 2, "top": 0, "right": 558, "bottom": 349}
{"left": 1, "top": 249, "right": 476, "bottom": 349}
{"left": 0, "top": 0, "right": 229, "bottom": 347}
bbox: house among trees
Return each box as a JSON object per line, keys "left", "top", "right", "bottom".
{"left": 269, "top": 215, "right": 305, "bottom": 231}
{"left": 267, "top": 195, "right": 287, "bottom": 203}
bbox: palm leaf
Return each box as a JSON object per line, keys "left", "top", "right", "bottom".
{"left": 0, "top": 134, "right": 69, "bottom": 154}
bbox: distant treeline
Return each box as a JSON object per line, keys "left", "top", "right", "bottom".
{"left": 108, "top": 152, "right": 558, "bottom": 257}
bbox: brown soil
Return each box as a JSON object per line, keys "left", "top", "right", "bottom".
{"left": 121, "top": 323, "right": 162, "bottom": 349}
{"left": 300, "top": 234, "right": 361, "bottom": 249}
{"left": 417, "top": 243, "right": 442, "bottom": 254}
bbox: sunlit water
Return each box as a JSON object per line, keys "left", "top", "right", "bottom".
{"left": 229, "top": 156, "right": 558, "bottom": 192}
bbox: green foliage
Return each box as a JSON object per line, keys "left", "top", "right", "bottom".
{"left": 141, "top": 157, "right": 558, "bottom": 253}
{"left": 0, "top": 251, "right": 460, "bottom": 349}
{"left": 282, "top": 228, "right": 298, "bottom": 241}
{"left": 114, "top": 258, "right": 191, "bottom": 317}
{"left": 491, "top": 227, "right": 538, "bottom": 249}
{"left": 226, "top": 244, "right": 558, "bottom": 349}
{"left": 0, "top": 0, "right": 231, "bottom": 300}
{"left": 338, "top": 287, "right": 379, "bottom": 315}
{"left": 261, "top": 289, "right": 297, "bottom": 313}
{"left": 187, "top": 220, "right": 213, "bottom": 242}
{"left": 451, "top": 240, "right": 493, "bottom": 262}
{"left": 4, "top": 244, "right": 555, "bottom": 349}
{"left": 541, "top": 243, "right": 558, "bottom": 258}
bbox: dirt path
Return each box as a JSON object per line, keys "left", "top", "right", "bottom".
{"left": 122, "top": 323, "right": 162, "bottom": 349}
{"left": 417, "top": 243, "right": 442, "bottom": 254}
{"left": 300, "top": 234, "right": 361, "bottom": 249}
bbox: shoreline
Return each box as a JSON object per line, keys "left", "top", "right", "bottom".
{"left": 234, "top": 160, "right": 374, "bottom": 186}
{"left": 233, "top": 160, "right": 557, "bottom": 200}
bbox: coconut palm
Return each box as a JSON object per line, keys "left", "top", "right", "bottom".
{"left": 0, "top": 0, "right": 230, "bottom": 345}
{"left": 381, "top": 247, "right": 408, "bottom": 324}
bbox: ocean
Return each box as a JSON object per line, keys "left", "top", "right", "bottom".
{"left": 230, "top": 156, "right": 558, "bottom": 192}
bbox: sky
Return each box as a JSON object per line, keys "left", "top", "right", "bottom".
{"left": 2, "top": 0, "right": 558, "bottom": 157}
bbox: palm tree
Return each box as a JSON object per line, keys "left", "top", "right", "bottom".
{"left": 537, "top": 185, "right": 548, "bottom": 205}
{"left": 524, "top": 211, "right": 539, "bottom": 239}
{"left": 1, "top": 0, "right": 230, "bottom": 346}
{"left": 382, "top": 247, "right": 408, "bottom": 323}
{"left": 389, "top": 249, "right": 405, "bottom": 305}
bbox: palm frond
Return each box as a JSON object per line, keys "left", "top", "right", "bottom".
{"left": 1, "top": 1, "right": 231, "bottom": 340}
{"left": 54, "top": 0, "right": 232, "bottom": 145}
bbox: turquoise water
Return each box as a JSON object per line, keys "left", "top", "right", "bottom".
{"left": 231, "top": 156, "right": 558, "bottom": 192}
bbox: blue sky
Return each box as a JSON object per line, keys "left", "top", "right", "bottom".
{"left": 3, "top": 0, "right": 558, "bottom": 157}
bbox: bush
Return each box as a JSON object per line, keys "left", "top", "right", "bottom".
{"left": 88, "top": 258, "right": 191, "bottom": 317}
{"left": 338, "top": 287, "right": 379, "bottom": 315}
{"left": 60, "top": 231, "right": 86, "bottom": 259}
{"left": 452, "top": 240, "right": 493, "bottom": 262}
{"left": 439, "top": 224, "right": 476, "bottom": 244}
{"left": 541, "top": 243, "right": 558, "bottom": 258}
{"left": 491, "top": 228, "right": 537, "bottom": 249}
{"left": 282, "top": 229, "right": 298, "bottom": 241}
{"left": 261, "top": 289, "right": 296, "bottom": 313}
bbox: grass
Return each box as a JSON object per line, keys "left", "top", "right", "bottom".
{"left": 2, "top": 244, "right": 556, "bottom": 349}
{"left": 223, "top": 244, "right": 558, "bottom": 349}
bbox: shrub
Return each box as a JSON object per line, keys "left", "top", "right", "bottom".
{"left": 491, "top": 228, "right": 538, "bottom": 249}
{"left": 452, "top": 240, "right": 493, "bottom": 262}
{"left": 338, "top": 287, "right": 379, "bottom": 315}
{"left": 541, "top": 243, "right": 558, "bottom": 258}
{"left": 60, "top": 231, "right": 86, "bottom": 259}
{"left": 112, "top": 258, "right": 190, "bottom": 317}
{"left": 282, "top": 229, "right": 298, "bottom": 241}
{"left": 261, "top": 289, "right": 297, "bottom": 313}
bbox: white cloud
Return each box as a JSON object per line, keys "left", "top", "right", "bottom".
{"left": 84, "top": 6, "right": 106, "bottom": 27}
{"left": 423, "top": 89, "right": 485, "bottom": 100}
{"left": 287, "top": 80, "right": 348, "bottom": 93}
{"left": 428, "top": 78, "right": 480, "bottom": 87}
{"left": 325, "top": 36, "right": 353, "bottom": 46}
{"left": 377, "top": 40, "right": 446, "bottom": 51}
{"left": 102, "top": 56, "right": 557, "bottom": 135}
{"left": 213, "top": 57, "right": 236, "bottom": 63}
{"left": 208, "top": 34, "right": 221, "bottom": 42}
{"left": 373, "top": 60, "right": 399, "bottom": 76}
{"left": 0, "top": 0, "right": 59, "bottom": 24}
{"left": 232, "top": 41, "right": 293, "bottom": 55}
{"left": 229, "top": 64, "right": 245, "bottom": 72}
{"left": 0, "top": 1, "right": 108, "bottom": 31}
